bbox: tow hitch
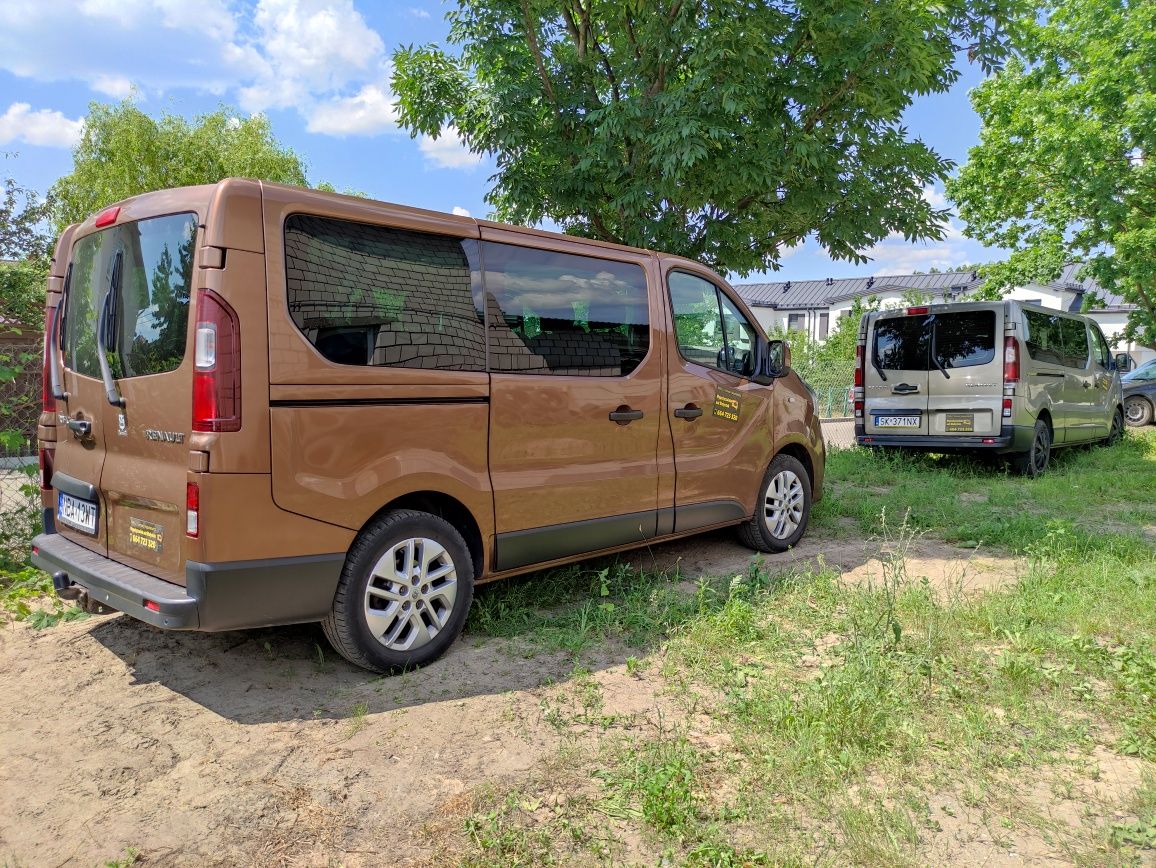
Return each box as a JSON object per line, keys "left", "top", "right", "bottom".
{"left": 52, "top": 571, "right": 119, "bottom": 615}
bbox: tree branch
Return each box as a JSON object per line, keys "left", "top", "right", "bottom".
{"left": 521, "top": 0, "right": 558, "bottom": 106}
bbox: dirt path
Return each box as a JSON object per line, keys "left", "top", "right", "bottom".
{"left": 0, "top": 533, "right": 1029, "bottom": 866}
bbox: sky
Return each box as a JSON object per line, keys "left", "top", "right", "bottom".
{"left": 0, "top": 0, "right": 1004, "bottom": 285}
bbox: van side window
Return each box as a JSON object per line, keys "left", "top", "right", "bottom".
{"left": 1091, "top": 326, "right": 1111, "bottom": 368}
{"left": 668, "top": 272, "right": 757, "bottom": 377}
{"left": 482, "top": 242, "right": 650, "bottom": 376}
{"left": 1059, "top": 317, "right": 1090, "bottom": 369}
{"left": 284, "top": 215, "right": 486, "bottom": 370}
{"left": 1023, "top": 309, "right": 1064, "bottom": 366}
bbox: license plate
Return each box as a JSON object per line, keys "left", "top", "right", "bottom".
{"left": 944, "top": 413, "right": 974, "bottom": 433}
{"left": 58, "top": 491, "right": 98, "bottom": 535}
{"left": 874, "top": 416, "right": 921, "bottom": 428}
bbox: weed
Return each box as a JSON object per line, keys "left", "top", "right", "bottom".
{"left": 102, "top": 848, "right": 140, "bottom": 868}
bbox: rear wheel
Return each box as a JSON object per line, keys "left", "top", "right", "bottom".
{"left": 323, "top": 509, "right": 474, "bottom": 674}
{"left": 1104, "top": 407, "right": 1125, "bottom": 444}
{"left": 1011, "top": 418, "right": 1051, "bottom": 478}
{"left": 738, "top": 453, "right": 812, "bottom": 553}
{"left": 1124, "top": 396, "right": 1153, "bottom": 428}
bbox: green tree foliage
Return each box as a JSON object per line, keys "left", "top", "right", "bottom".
{"left": 947, "top": 0, "right": 1156, "bottom": 348}
{"left": 50, "top": 101, "right": 309, "bottom": 232}
{"left": 392, "top": 0, "right": 1025, "bottom": 275}
{"left": 0, "top": 172, "right": 53, "bottom": 328}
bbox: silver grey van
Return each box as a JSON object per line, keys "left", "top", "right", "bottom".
{"left": 853, "top": 301, "right": 1124, "bottom": 475}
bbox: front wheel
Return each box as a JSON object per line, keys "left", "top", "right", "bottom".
{"left": 1125, "top": 396, "right": 1153, "bottom": 428}
{"left": 323, "top": 509, "right": 474, "bottom": 674}
{"left": 1103, "top": 407, "right": 1125, "bottom": 445}
{"left": 738, "top": 453, "right": 812, "bottom": 553}
{"left": 1011, "top": 419, "right": 1051, "bottom": 478}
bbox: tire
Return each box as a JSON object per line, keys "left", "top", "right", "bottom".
{"left": 738, "top": 453, "right": 812, "bottom": 553}
{"left": 1011, "top": 418, "right": 1052, "bottom": 478}
{"left": 322, "top": 509, "right": 474, "bottom": 674}
{"left": 1103, "top": 407, "right": 1125, "bottom": 445}
{"left": 1124, "top": 396, "right": 1153, "bottom": 428}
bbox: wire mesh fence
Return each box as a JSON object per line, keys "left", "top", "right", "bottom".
{"left": 795, "top": 359, "right": 856, "bottom": 419}
{"left": 1, "top": 339, "right": 41, "bottom": 461}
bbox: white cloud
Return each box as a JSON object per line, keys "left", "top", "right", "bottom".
{"left": 409, "top": 7, "right": 430, "bottom": 17}
{"left": 237, "top": 0, "right": 385, "bottom": 112}
{"left": 306, "top": 84, "right": 398, "bottom": 136}
{"left": 452, "top": 206, "right": 471, "bottom": 217}
{"left": 92, "top": 74, "right": 134, "bottom": 98}
{"left": 0, "top": 103, "right": 84, "bottom": 148}
{"left": 419, "top": 127, "right": 483, "bottom": 169}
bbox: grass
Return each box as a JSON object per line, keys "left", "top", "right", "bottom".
{"left": 452, "top": 429, "right": 1156, "bottom": 865}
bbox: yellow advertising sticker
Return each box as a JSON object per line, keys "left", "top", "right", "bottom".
{"left": 129, "top": 517, "right": 164, "bottom": 553}
{"left": 712, "top": 387, "right": 742, "bottom": 423}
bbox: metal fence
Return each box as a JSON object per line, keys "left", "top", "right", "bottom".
{"left": 1, "top": 339, "right": 41, "bottom": 461}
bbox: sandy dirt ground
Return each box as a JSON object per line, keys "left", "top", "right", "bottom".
{"left": 0, "top": 528, "right": 1138, "bottom": 867}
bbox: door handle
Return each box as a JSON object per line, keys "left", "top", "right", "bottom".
{"left": 66, "top": 418, "right": 92, "bottom": 438}
{"left": 891, "top": 383, "right": 920, "bottom": 394}
{"left": 674, "top": 405, "right": 704, "bottom": 419}
{"left": 608, "top": 407, "right": 644, "bottom": 424}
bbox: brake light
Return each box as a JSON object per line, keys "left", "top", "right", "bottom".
{"left": 1003, "top": 335, "right": 1019, "bottom": 384}
{"left": 192, "top": 289, "right": 241, "bottom": 432}
{"left": 42, "top": 305, "right": 56, "bottom": 413}
{"left": 186, "top": 482, "right": 199, "bottom": 537}
{"left": 94, "top": 206, "right": 120, "bottom": 228}
{"left": 1002, "top": 397, "right": 1013, "bottom": 419}
{"left": 906, "top": 306, "right": 929, "bottom": 316}
{"left": 853, "top": 343, "right": 865, "bottom": 418}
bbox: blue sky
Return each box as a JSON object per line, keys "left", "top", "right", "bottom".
{"left": 0, "top": 0, "right": 1001, "bottom": 283}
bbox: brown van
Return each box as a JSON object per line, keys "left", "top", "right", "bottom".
{"left": 31, "top": 180, "right": 825, "bottom": 672}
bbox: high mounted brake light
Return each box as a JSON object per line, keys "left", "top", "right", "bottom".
{"left": 94, "top": 206, "right": 120, "bottom": 228}
{"left": 906, "top": 306, "right": 930, "bottom": 316}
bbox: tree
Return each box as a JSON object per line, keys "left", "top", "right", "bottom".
{"left": 392, "top": 0, "right": 1024, "bottom": 275}
{"left": 947, "top": 0, "right": 1156, "bottom": 349}
{"left": 51, "top": 101, "right": 309, "bottom": 232}
{"left": 0, "top": 170, "right": 53, "bottom": 328}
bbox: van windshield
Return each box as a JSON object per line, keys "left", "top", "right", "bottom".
{"left": 872, "top": 310, "right": 996, "bottom": 371}
{"left": 63, "top": 213, "right": 197, "bottom": 380}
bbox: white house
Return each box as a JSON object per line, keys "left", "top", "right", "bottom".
{"left": 735, "top": 264, "right": 1154, "bottom": 367}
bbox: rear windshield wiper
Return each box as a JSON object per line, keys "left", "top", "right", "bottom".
{"left": 928, "top": 315, "right": 950, "bottom": 380}
{"left": 97, "top": 250, "right": 126, "bottom": 408}
{"left": 48, "top": 264, "right": 71, "bottom": 402}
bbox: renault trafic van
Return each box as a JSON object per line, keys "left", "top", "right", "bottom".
{"left": 854, "top": 301, "right": 1124, "bottom": 475}
{"left": 32, "top": 180, "right": 825, "bottom": 672}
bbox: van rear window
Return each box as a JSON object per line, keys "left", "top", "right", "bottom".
{"left": 872, "top": 310, "right": 996, "bottom": 371}
{"left": 63, "top": 213, "right": 197, "bottom": 380}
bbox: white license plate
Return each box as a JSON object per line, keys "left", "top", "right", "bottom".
{"left": 58, "top": 491, "right": 98, "bottom": 535}
{"left": 874, "top": 416, "right": 921, "bottom": 429}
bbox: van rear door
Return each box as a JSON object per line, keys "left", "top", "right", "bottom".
{"left": 864, "top": 311, "right": 930, "bottom": 435}
{"left": 925, "top": 308, "right": 1003, "bottom": 436}
{"left": 54, "top": 209, "right": 200, "bottom": 582}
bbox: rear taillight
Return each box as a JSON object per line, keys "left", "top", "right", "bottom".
{"left": 192, "top": 289, "right": 241, "bottom": 433}
{"left": 42, "top": 305, "right": 56, "bottom": 413}
{"left": 186, "top": 481, "right": 200, "bottom": 537}
{"left": 1003, "top": 335, "right": 1019, "bottom": 385}
{"left": 853, "top": 343, "right": 865, "bottom": 418}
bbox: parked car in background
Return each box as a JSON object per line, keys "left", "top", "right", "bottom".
{"left": 854, "top": 301, "right": 1124, "bottom": 476}
{"left": 1123, "top": 364, "right": 1156, "bottom": 427}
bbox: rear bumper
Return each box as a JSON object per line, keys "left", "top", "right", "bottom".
{"left": 854, "top": 424, "right": 1035, "bottom": 454}
{"left": 31, "top": 532, "right": 345, "bottom": 631}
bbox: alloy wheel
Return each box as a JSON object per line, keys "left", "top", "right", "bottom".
{"left": 764, "top": 470, "right": 805, "bottom": 540}
{"left": 363, "top": 537, "right": 458, "bottom": 652}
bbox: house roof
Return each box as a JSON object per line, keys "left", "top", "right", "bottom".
{"left": 735, "top": 265, "right": 1132, "bottom": 312}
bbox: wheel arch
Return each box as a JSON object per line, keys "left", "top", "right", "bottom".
{"left": 775, "top": 441, "right": 815, "bottom": 495}
{"left": 359, "top": 491, "right": 485, "bottom": 581}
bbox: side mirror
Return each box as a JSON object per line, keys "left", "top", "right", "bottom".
{"left": 752, "top": 338, "right": 789, "bottom": 384}
{"left": 1115, "top": 352, "right": 1132, "bottom": 372}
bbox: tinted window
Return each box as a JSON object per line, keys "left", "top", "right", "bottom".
{"left": 1023, "top": 309, "right": 1065, "bottom": 366}
{"left": 873, "top": 315, "right": 929, "bottom": 371}
{"left": 64, "top": 213, "right": 197, "bottom": 379}
{"left": 482, "top": 243, "right": 649, "bottom": 376}
{"left": 668, "top": 272, "right": 755, "bottom": 377}
{"left": 934, "top": 310, "right": 995, "bottom": 369}
{"left": 1059, "top": 317, "right": 1089, "bottom": 369}
{"left": 285, "top": 215, "right": 485, "bottom": 370}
